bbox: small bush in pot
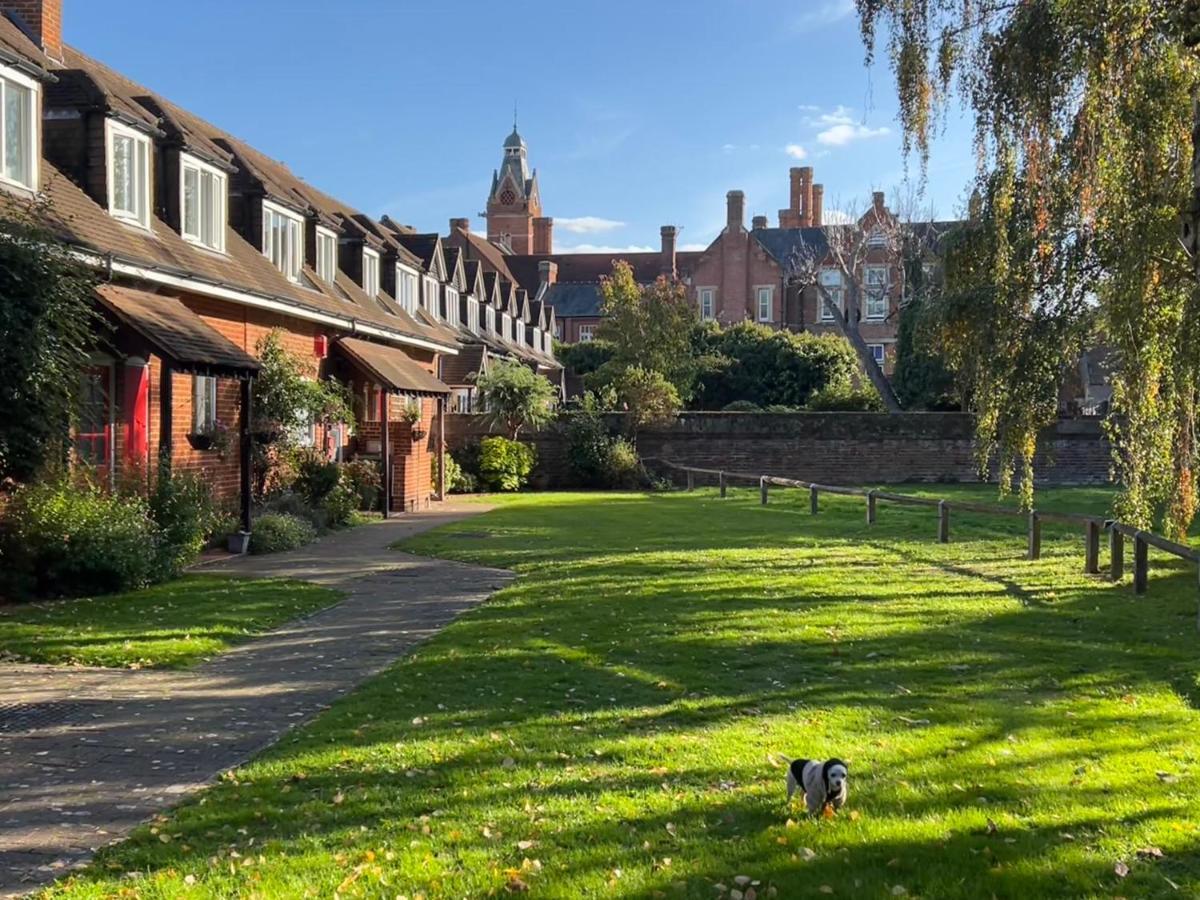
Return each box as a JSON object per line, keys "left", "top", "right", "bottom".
{"left": 250, "top": 513, "right": 316, "bottom": 555}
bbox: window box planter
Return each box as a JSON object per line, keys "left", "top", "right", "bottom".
{"left": 186, "top": 432, "right": 214, "bottom": 451}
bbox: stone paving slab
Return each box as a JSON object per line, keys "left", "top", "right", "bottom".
{"left": 0, "top": 503, "right": 509, "bottom": 896}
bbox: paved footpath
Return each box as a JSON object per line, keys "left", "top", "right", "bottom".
{"left": 0, "top": 502, "right": 510, "bottom": 897}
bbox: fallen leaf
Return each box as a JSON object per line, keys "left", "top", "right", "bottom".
{"left": 1137, "top": 847, "right": 1164, "bottom": 860}
{"left": 986, "top": 818, "right": 998, "bottom": 835}
{"left": 891, "top": 887, "right": 908, "bottom": 897}
{"left": 848, "top": 810, "right": 860, "bottom": 821}
{"left": 821, "top": 805, "right": 835, "bottom": 820}
{"left": 1114, "top": 861, "right": 1130, "bottom": 879}
{"left": 332, "top": 792, "right": 344, "bottom": 805}
{"left": 517, "top": 840, "right": 535, "bottom": 850}
{"left": 819, "top": 887, "right": 834, "bottom": 895}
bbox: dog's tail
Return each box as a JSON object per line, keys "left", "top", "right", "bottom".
{"left": 766, "top": 752, "right": 793, "bottom": 768}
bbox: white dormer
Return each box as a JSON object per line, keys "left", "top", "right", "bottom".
{"left": 0, "top": 66, "right": 38, "bottom": 193}
{"left": 262, "top": 200, "right": 304, "bottom": 281}
{"left": 444, "top": 287, "right": 459, "bottom": 327}
{"left": 466, "top": 296, "right": 480, "bottom": 334}
{"left": 424, "top": 276, "right": 440, "bottom": 318}
{"left": 107, "top": 119, "right": 151, "bottom": 229}
{"left": 362, "top": 248, "right": 380, "bottom": 297}
{"left": 396, "top": 264, "right": 418, "bottom": 314}
{"left": 180, "top": 153, "right": 226, "bottom": 252}
{"left": 485, "top": 303, "right": 496, "bottom": 334}
{"left": 315, "top": 227, "right": 337, "bottom": 283}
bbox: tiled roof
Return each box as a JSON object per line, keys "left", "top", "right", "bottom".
{"left": 0, "top": 13, "right": 52, "bottom": 73}
{"left": 446, "top": 228, "right": 517, "bottom": 283}
{"left": 750, "top": 227, "right": 830, "bottom": 268}
{"left": 96, "top": 284, "right": 260, "bottom": 377}
{"left": 440, "top": 344, "right": 489, "bottom": 386}
{"left": 336, "top": 338, "right": 451, "bottom": 396}
{"left": 503, "top": 250, "right": 702, "bottom": 295}
{"left": 542, "top": 282, "right": 604, "bottom": 318}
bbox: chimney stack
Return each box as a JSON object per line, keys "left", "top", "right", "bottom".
{"left": 660, "top": 225, "right": 677, "bottom": 277}
{"left": 7, "top": 0, "right": 61, "bottom": 61}
{"left": 532, "top": 216, "right": 554, "bottom": 254}
{"left": 538, "top": 260, "right": 558, "bottom": 287}
{"left": 810, "top": 185, "right": 824, "bottom": 227}
{"left": 752, "top": 215, "right": 768, "bottom": 230}
{"left": 726, "top": 190, "right": 745, "bottom": 231}
{"left": 789, "top": 168, "right": 804, "bottom": 215}
{"left": 798, "top": 167, "right": 814, "bottom": 227}
{"left": 873, "top": 190, "right": 886, "bottom": 212}
{"left": 449, "top": 217, "right": 470, "bottom": 233}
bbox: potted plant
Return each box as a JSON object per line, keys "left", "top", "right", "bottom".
{"left": 400, "top": 400, "right": 426, "bottom": 440}
{"left": 187, "top": 420, "right": 233, "bottom": 455}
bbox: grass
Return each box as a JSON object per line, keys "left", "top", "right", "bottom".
{"left": 43, "top": 487, "right": 1200, "bottom": 898}
{"left": 0, "top": 575, "right": 341, "bottom": 669}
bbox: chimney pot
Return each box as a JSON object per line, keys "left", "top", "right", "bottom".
{"left": 726, "top": 191, "right": 745, "bottom": 231}
{"left": 873, "top": 191, "right": 886, "bottom": 209}
{"left": 752, "top": 215, "right": 768, "bottom": 230}
{"left": 7, "top": 0, "right": 62, "bottom": 60}
{"left": 538, "top": 260, "right": 558, "bottom": 286}
{"left": 811, "top": 185, "right": 824, "bottom": 228}
{"left": 449, "top": 217, "right": 470, "bottom": 233}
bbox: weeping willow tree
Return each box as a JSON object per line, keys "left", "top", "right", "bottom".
{"left": 856, "top": 0, "right": 1200, "bottom": 533}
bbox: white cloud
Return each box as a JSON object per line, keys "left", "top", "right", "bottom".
{"left": 812, "top": 104, "right": 856, "bottom": 126}
{"left": 791, "top": 0, "right": 853, "bottom": 33}
{"left": 817, "top": 122, "right": 891, "bottom": 146}
{"left": 555, "top": 216, "right": 626, "bottom": 235}
{"left": 721, "top": 143, "right": 738, "bottom": 153}
{"left": 785, "top": 143, "right": 808, "bottom": 160}
{"left": 555, "top": 243, "right": 656, "bottom": 254}
{"left": 798, "top": 103, "right": 821, "bottom": 113}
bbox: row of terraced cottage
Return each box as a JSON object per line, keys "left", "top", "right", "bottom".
{"left": 0, "top": 0, "right": 561, "bottom": 527}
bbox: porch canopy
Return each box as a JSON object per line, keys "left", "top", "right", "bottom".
{"left": 336, "top": 336, "right": 450, "bottom": 395}
{"left": 95, "top": 284, "right": 261, "bottom": 378}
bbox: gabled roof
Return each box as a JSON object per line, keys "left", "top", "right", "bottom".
{"left": 442, "top": 245, "right": 465, "bottom": 289}
{"left": 446, "top": 227, "right": 518, "bottom": 283}
{"left": 751, "top": 227, "right": 829, "bottom": 268}
{"left": 441, "top": 344, "right": 489, "bottom": 387}
{"left": 542, "top": 283, "right": 604, "bottom": 319}
{"left": 392, "top": 232, "right": 447, "bottom": 279}
{"left": 503, "top": 251, "right": 702, "bottom": 295}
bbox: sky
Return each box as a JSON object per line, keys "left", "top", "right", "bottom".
{"left": 65, "top": 0, "right": 977, "bottom": 253}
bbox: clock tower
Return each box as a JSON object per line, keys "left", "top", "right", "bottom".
{"left": 485, "top": 122, "right": 551, "bottom": 254}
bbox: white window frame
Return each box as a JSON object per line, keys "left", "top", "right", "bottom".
{"left": 755, "top": 286, "right": 773, "bottom": 323}
{"left": 698, "top": 287, "right": 716, "bottom": 321}
{"left": 315, "top": 227, "right": 338, "bottom": 284}
{"left": 107, "top": 119, "right": 152, "bottom": 229}
{"left": 501, "top": 312, "right": 513, "bottom": 341}
{"left": 424, "top": 276, "right": 440, "bottom": 317}
{"left": 362, "top": 248, "right": 381, "bottom": 298}
{"left": 485, "top": 304, "right": 496, "bottom": 334}
{"left": 819, "top": 268, "right": 843, "bottom": 322}
{"left": 192, "top": 375, "right": 218, "bottom": 431}
{"left": 444, "top": 287, "right": 459, "bottom": 326}
{"left": 864, "top": 265, "right": 888, "bottom": 320}
{"left": 516, "top": 321, "right": 526, "bottom": 346}
{"left": 180, "top": 153, "right": 226, "bottom": 252}
{"left": 868, "top": 343, "right": 886, "bottom": 366}
{"left": 0, "top": 67, "right": 38, "bottom": 192}
{"left": 396, "top": 264, "right": 418, "bottom": 314}
{"left": 262, "top": 200, "right": 305, "bottom": 282}
{"left": 466, "top": 296, "right": 480, "bottom": 334}
{"left": 578, "top": 323, "right": 596, "bottom": 343}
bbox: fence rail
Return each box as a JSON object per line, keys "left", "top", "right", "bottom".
{"left": 645, "top": 457, "right": 1200, "bottom": 628}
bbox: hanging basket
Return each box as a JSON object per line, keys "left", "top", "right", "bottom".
{"left": 411, "top": 426, "right": 428, "bottom": 441}
{"left": 186, "top": 433, "right": 214, "bottom": 451}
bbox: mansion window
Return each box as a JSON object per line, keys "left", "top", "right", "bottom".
{"left": 868, "top": 343, "right": 886, "bottom": 366}
{"left": 578, "top": 324, "right": 596, "bottom": 343}
{"left": 0, "top": 68, "right": 37, "bottom": 191}
{"left": 396, "top": 265, "right": 418, "bottom": 314}
{"left": 699, "top": 287, "right": 715, "bottom": 321}
{"left": 315, "top": 228, "right": 338, "bottom": 283}
{"left": 756, "top": 286, "right": 773, "bottom": 323}
{"left": 192, "top": 375, "right": 217, "bottom": 431}
{"left": 262, "top": 201, "right": 304, "bottom": 281}
{"left": 819, "top": 268, "right": 843, "bottom": 321}
{"left": 181, "top": 155, "right": 226, "bottom": 251}
{"left": 864, "top": 265, "right": 888, "bottom": 320}
{"left": 108, "top": 120, "right": 151, "bottom": 228}
{"left": 362, "top": 248, "right": 381, "bottom": 298}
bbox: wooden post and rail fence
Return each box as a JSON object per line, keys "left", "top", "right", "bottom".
{"left": 645, "top": 458, "right": 1200, "bottom": 628}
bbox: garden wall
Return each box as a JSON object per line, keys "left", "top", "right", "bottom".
{"left": 445, "top": 412, "right": 1112, "bottom": 488}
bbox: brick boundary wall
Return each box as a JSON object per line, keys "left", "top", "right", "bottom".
{"left": 445, "top": 412, "right": 1112, "bottom": 489}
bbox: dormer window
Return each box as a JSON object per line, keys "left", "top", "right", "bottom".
{"left": 0, "top": 68, "right": 37, "bottom": 191}
{"left": 396, "top": 265, "right": 418, "bottom": 314}
{"left": 315, "top": 227, "right": 337, "bottom": 283}
{"left": 501, "top": 312, "right": 512, "bottom": 341}
{"left": 424, "top": 277, "right": 440, "bottom": 318}
{"left": 362, "top": 248, "right": 380, "bottom": 297}
{"left": 107, "top": 120, "right": 151, "bottom": 229}
{"left": 485, "top": 304, "right": 495, "bottom": 334}
{"left": 444, "top": 287, "right": 459, "bottom": 326}
{"left": 180, "top": 155, "right": 226, "bottom": 251}
{"left": 262, "top": 200, "right": 304, "bottom": 281}
{"left": 467, "top": 297, "right": 479, "bottom": 334}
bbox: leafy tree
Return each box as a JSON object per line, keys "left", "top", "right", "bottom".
{"left": 476, "top": 358, "right": 557, "bottom": 439}
{"left": 556, "top": 338, "right": 614, "bottom": 376}
{"left": 0, "top": 209, "right": 99, "bottom": 485}
{"left": 607, "top": 366, "right": 680, "bottom": 441}
{"left": 855, "top": 1, "right": 1200, "bottom": 531}
{"left": 596, "top": 261, "right": 698, "bottom": 401}
{"left": 892, "top": 236, "right": 960, "bottom": 410}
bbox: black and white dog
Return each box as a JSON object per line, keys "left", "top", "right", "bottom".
{"left": 774, "top": 755, "right": 849, "bottom": 816}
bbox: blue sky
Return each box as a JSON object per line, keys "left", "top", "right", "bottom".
{"left": 66, "top": 0, "right": 976, "bottom": 252}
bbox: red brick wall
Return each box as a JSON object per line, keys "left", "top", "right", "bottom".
{"left": 689, "top": 231, "right": 784, "bottom": 326}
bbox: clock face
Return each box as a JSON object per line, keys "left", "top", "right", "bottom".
{"left": 499, "top": 188, "right": 516, "bottom": 205}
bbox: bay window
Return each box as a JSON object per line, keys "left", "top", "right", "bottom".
{"left": 315, "top": 227, "right": 338, "bottom": 283}
{"left": 0, "top": 69, "right": 36, "bottom": 190}
{"left": 181, "top": 155, "right": 226, "bottom": 251}
{"left": 108, "top": 120, "right": 151, "bottom": 228}
{"left": 262, "top": 201, "right": 304, "bottom": 281}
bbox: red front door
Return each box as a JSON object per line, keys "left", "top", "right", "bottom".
{"left": 75, "top": 364, "right": 114, "bottom": 481}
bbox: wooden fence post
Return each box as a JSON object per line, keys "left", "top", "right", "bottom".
{"left": 686, "top": 469, "right": 694, "bottom": 492}
{"left": 1133, "top": 532, "right": 1149, "bottom": 595}
{"left": 938, "top": 500, "right": 950, "bottom": 543}
{"left": 866, "top": 490, "right": 876, "bottom": 525}
{"left": 810, "top": 486, "right": 819, "bottom": 515}
{"left": 760, "top": 477, "right": 769, "bottom": 506}
{"left": 1110, "top": 527, "right": 1124, "bottom": 581}
{"left": 1027, "top": 510, "right": 1041, "bottom": 560}
{"left": 1084, "top": 520, "right": 1100, "bottom": 574}
{"left": 719, "top": 471, "right": 727, "bottom": 498}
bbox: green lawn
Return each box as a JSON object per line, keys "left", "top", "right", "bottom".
{"left": 0, "top": 575, "right": 341, "bottom": 668}
{"left": 44, "top": 488, "right": 1200, "bottom": 898}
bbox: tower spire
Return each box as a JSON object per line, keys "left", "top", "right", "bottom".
{"left": 513, "top": 101, "right": 518, "bottom": 132}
